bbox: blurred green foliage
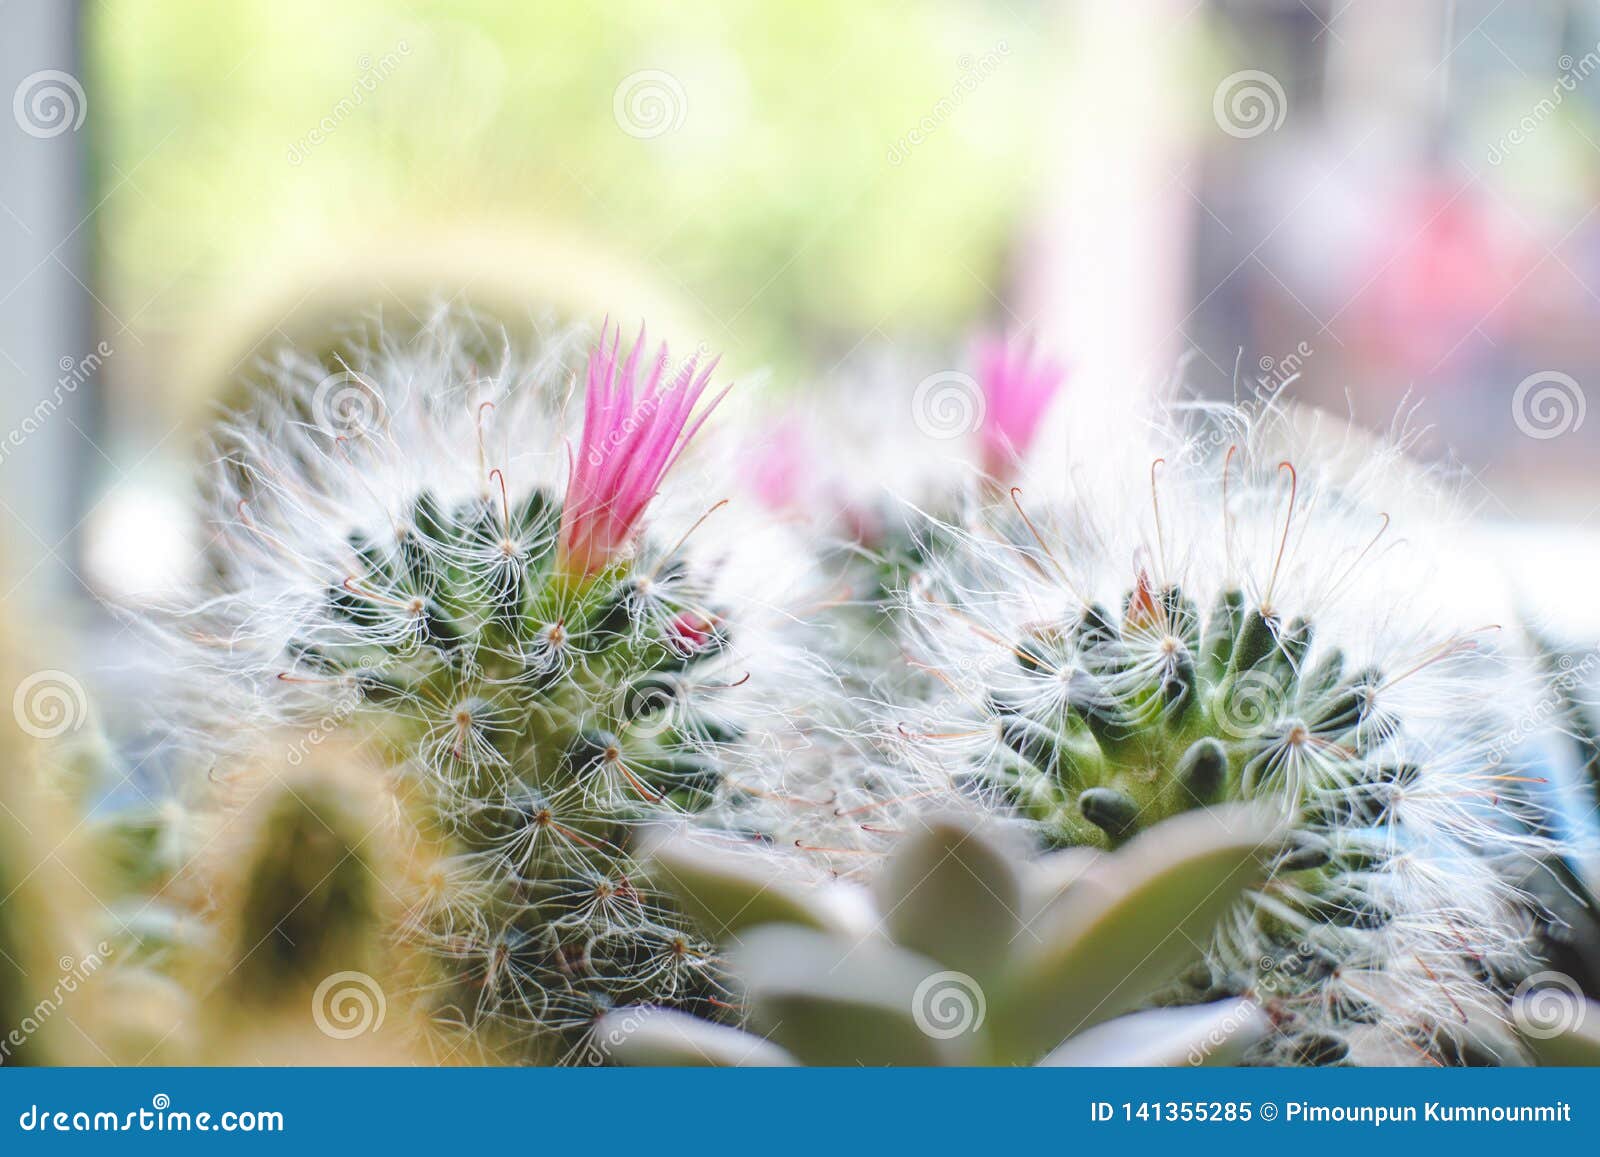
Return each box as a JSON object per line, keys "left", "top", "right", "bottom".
{"left": 91, "top": 0, "right": 1046, "bottom": 385}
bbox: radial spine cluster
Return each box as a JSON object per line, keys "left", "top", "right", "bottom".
{"left": 155, "top": 319, "right": 768, "bottom": 1061}
{"left": 890, "top": 404, "right": 1553, "bottom": 1064}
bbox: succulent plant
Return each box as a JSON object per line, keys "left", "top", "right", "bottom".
{"left": 881, "top": 404, "right": 1560, "bottom": 1064}
{"left": 1513, "top": 985, "right": 1600, "bottom": 1066}
{"left": 145, "top": 316, "right": 800, "bottom": 1061}
{"left": 594, "top": 805, "right": 1276, "bottom": 1066}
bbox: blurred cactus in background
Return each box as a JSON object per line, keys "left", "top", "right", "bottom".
{"left": 168, "top": 741, "right": 430, "bottom": 1065}
{"left": 730, "top": 333, "right": 1066, "bottom": 693}
{"left": 0, "top": 743, "right": 97, "bottom": 1066}
{"left": 143, "top": 315, "right": 807, "bottom": 1062}
{"left": 596, "top": 807, "right": 1275, "bottom": 1066}
{"left": 703, "top": 343, "right": 1058, "bottom": 880}
{"left": 0, "top": 642, "right": 144, "bottom": 1066}
{"left": 800, "top": 335, "right": 1064, "bottom": 602}
{"left": 872, "top": 403, "right": 1564, "bottom": 1064}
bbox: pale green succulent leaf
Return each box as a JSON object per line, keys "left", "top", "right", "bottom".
{"left": 873, "top": 815, "right": 1023, "bottom": 982}
{"left": 1514, "top": 996, "right": 1600, "bottom": 1066}
{"left": 1037, "top": 998, "right": 1266, "bottom": 1067}
{"left": 996, "top": 804, "right": 1279, "bottom": 1063}
{"left": 734, "top": 926, "right": 977, "bottom": 1066}
{"left": 646, "top": 833, "right": 843, "bottom": 943}
{"left": 1022, "top": 846, "right": 1103, "bottom": 928}
{"left": 595, "top": 1008, "right": 797, "bottom": 1067}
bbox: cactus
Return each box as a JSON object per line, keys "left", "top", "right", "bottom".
{"left": 146, "top": 316, "right": 788, "bottom": 1061}
{"left": 172, "top": 742, "right": 432, "bottom": 1065}
{"left": 221, "top": 785, "right": 385, "bottom": 1007}
{"left": 740, "top": 334, "right": 1064, "bottom": 622}
{"left": 882, "top": 405, "right": 1559, "bottom": 1064}
{"left": 594, "top": 806, "right": 1276, "bottom": 1066}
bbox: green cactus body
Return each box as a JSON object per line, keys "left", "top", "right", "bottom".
{"left": 328, "top": 488, "right": 735, "bottom": 1052}
{"left": 889, "top": 416, "right": 1555, "bottom": 1065}
{"left": 228, "top": 785, "right": 383, "bottom": 1001}
{"left": 990, "top": 577, "right": 1379, "bottom": 852}
{"left": 155, "top": 322, "right": 756, "bottom": 1061}
{"left": 972, "top": 579, "right": 1405, "bottom": 1064}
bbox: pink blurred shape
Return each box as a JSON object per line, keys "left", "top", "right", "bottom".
{"left": 975, "top": 333, "right": 1066, "bottom": 479}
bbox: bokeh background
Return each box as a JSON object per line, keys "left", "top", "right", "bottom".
{"left": 5, "top": 0, "right": 1600, "bottom": 648}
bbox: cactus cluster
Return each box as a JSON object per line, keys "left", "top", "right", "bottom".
{"left": 147, "top": 318, "right": 792, "bottom": 1061}
{"left": 886, "top": 406, "right": 1556, "bottom": 1064}
{"left": 596, "top": 807, "right": 1276, "bottom": 1066}
{"left": 2, "top": 318, "right": 1565, "bottom": 1070}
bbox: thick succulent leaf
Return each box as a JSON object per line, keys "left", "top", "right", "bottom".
{"left": 1514, "top": 996, "right": 1600, "bottom": 1066}
{"left": 872, "top": 814, "right": 1023, "bottom": 982}
{"left": 645, "top": 833, "right": 844, "bottom": 942}
{"left": 1453, "top": 997, "right": 1533, "bottom": 1067}
{"left": 595, "top": 1008, "right": 797, "bottom": 1067}
{"left": 1037, "top": 999, "right": 1266, "bottom": 1066}
{"left": 733, "top": 926, "right": 976, "bottom": 1066}
{"left": 994, "top": 803, "right": 1279, "bottom": 1063}
{"left": 1022, "top": 846, "right": 1103, "bottom": 927}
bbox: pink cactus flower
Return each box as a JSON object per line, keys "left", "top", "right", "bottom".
{"left": 975, "top": 334, "right": 1065, "bottom": 479}
{"left": 744, "top": 418, "right": 812, "bottom": 514}
{"left": 559, "top": 322, "right": 730, "bottom": 579}
{"left": 666, "top": 609, "right": 720, "bottom": 657}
